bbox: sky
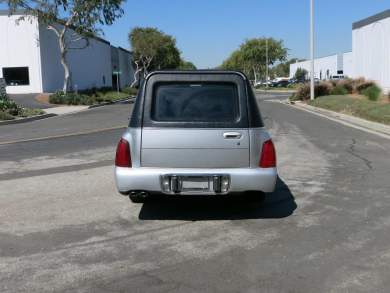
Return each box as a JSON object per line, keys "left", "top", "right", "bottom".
{"left": 1, "top": 1, "right": 389, "bottom": 68}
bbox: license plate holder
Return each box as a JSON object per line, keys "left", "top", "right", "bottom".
{"left": 181, "top": 176, "right": 210, "bottom": 192}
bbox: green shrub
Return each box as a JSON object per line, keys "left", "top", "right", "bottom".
{"left": 289, "top": 94, "right": 301, "bottom": 102}
{"left": 362, "top": 85, "right": 381, "bottom": 101}
{"left": 0, "top": 110, "right": 15, "bottom": 120}
{"left": 66, "top": 93, "right": 93, "bottom": 105}
{"left": 330, "top": 85, "right": 348, "bottom": 95}
{"left": 291, "top": 82, "right": 333, "bottom": 100}
{"left": 356, "top": 81, "right": 376, "bottom": 94}
{"left": 0, "top": 93, "right": 21, "bottom": 116}
{"left": 292, "top": 83, "right": 310, "bottom": 100}
{"left": 287, "top": 83, "right": 303, "bottom": 89}
{"left": 316, "top": 82, "right": 333, "bottom": 97}
{"left": 338, "top": 79, "right": 354, "bottom": 93}
{"left": 19, "top": 108, "right": 44, "bottom": 117}
{"left": 79, "top": 86, "right": 113, "bottom": 96}
{"left": 49, "top": 91, "right": 66, "bottom": 104}
{"left": 49, "top": 91, "right": 93, "bottom": 105}
{"left": 122, "top": 87, "right": 138, "bottom": 96}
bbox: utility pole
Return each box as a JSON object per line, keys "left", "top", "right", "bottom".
{"left": 113, "top": 70, "right": 122, "bottom": 99}
{"left": 266, "top": 37, "right": 269, "bottom": 90}
{"left": 117, "top": 73, "right": 120, "bottom": 98}
{"left": 310, "top": 0, "right": 315, "bottom": 100}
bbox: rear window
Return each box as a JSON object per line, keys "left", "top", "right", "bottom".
{"left": 151, "top": 83, "right": 239, "bottom": 122}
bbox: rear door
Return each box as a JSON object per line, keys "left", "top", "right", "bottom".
{"left": 141, "top": 73, "right": 249, "bottom": 168}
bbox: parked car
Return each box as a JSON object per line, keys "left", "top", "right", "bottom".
{"left": 272, "top": 80, "right": 290, "bottom": 87}
{"left": 115, "top": 70, "right": 277, "bottom": 203}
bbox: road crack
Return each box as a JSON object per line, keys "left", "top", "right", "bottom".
{"left": 347, "top": 139, "right": 373, "bottom": 171}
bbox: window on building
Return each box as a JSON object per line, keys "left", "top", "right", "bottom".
{"left": 2, "top": 67, "right": 30, "bottom": 86}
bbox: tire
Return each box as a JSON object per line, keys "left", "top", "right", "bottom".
{"left": 243, "top": 191, "right": 266, "bottom": 203}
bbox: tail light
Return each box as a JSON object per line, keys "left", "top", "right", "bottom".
{"left": 259, "top": 139, "right": 276, "bottom": 168}
{"left": 115, "top": 138, "right": 132, "bottom": 167}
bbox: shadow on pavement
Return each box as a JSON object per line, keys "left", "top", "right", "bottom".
{"left": 138, "top": 177, "right": 297, "bottom": 221}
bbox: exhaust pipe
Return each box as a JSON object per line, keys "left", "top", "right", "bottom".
{"left": 130, "top": 191, "right": 149, "bottom": 198}
{"left": 139, "top": 191, "right": 149, "bottom": 198}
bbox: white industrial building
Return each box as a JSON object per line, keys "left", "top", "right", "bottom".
{"left": 0, "top": 11, "right": 134, "bottom": 94}
{"left": 352, "top": 10, "right": 390, "bottom": 93}
{"left": 290, "top": 53, "right": 352, "bottom": 80}
{"left": 290, "top": 9, "right": 390, "bottom": 93}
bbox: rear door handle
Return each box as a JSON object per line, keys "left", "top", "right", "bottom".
{"left": 223, "top": 132, "right": 242, "bottom": 139}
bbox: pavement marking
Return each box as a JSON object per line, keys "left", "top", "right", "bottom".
{"left": 0, "top": 125, "right": 126, "bottom": 146}
{"left": 273, "top": 101, "right": 390, "bottom": 141}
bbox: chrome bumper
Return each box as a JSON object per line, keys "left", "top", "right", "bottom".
{"left": 115, "top": 167, "right": 277, "bottom": 195}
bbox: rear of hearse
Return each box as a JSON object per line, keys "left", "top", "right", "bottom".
{"left": 115, "top": 71, "right": 277, "bottom": 202}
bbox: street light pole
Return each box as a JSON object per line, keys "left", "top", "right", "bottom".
{"left": 266, "top": 38, "right": 269, "bottom": 90}
{"left": 310, "top": 0, "right": 315, "bottom": 100}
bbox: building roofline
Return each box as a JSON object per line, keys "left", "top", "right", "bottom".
{"left": 353, "top": 9, "right": 390, "bottom": 30}
{"left": 290, "top": 51, "right": 353, "bottom": 66}
{"left": 118, "top": 47, "right": 132, "bottom": 54}
{"left": 0, "top": 9, "right": 111, "bottom": 45}
{"left": 0, "top": 9, "right": 25, "bottom": 16}
{"left": 92, "top": 36, "right": 110, "bottom": 45}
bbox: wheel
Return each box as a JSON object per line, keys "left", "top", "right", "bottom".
{"left": 243, "top": 191, "right": 266, "bottom": 203}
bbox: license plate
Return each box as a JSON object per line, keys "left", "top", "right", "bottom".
{"left": 181, "top": 177, "right": 210, "bottom": 191}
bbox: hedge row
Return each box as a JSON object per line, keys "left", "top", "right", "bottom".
{"left": 291, "top": 78, "right": 382, "bottom": 101}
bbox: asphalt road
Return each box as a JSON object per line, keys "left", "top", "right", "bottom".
{"left": 0, "top": 103, "right": 130, "bottom": 143}
{"left": 1, "top": 93, "right": 390, "bottom": 292}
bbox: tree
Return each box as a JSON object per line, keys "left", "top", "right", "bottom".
{"left": 294, "top": 68, "right": 308, "bottom": 81}
{"left": 220, "top": 38, "right": 288, "bottom": 82}
{"left": 178, "top": 60, "right": 197, "bottom": 70}
{"left": 129, "top": 27, "right": 181, "bottom": 87}
{"left": 221, "top": 50, "right": 245, "bottom": 72}
{"left": 6, "top": 0, "right": 124, "bottom": 93}
{"left": 272, "top": 58, "right": 300, "bottom": 77}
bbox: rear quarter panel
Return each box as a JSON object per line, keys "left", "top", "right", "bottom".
{"left": 249, "top": 128, "right": 273, "bottom": 168}
{"left": 122, "top": 128, "right": 142, "bottom": 167}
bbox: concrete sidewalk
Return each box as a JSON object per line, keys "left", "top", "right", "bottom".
{"left": 43, "top": 105, "right": 89, "bottom": 115}
{"left": 290, "top": 101, "right": 390, "bottom": 139}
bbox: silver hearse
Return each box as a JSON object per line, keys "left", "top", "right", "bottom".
{"left": 115, "top": 71, "right": 277, "bottom": 202}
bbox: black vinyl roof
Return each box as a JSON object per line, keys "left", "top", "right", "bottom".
{"left": 353, "top": 9, "right": 390, "bottom": 30}
{"left": 130, "top": 70, "right": 264, "bottom": 128}
{"left": 145, "top": 70, "right": 248, "bottom": 81}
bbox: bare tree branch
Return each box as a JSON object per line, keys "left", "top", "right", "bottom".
{"left": 47, "top": 24, "right": 60, "bottom": 37}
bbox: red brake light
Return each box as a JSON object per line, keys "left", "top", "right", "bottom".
{"left": 259, "top": 139, "right": 276, "bottom": 168}
{"left": 115, "top": 138, "right": 132, "bottom": 167}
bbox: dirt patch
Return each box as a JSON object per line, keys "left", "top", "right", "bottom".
{"left": 35, "top": 93, "right": 52, "bottom": 105}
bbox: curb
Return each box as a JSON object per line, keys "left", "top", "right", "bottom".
{"left": 0, "top": 125, "right": 126, "bottom": 146}
{"left": 0, "top": 96, "right": 136, "bottom": 126}
{"left": 88, "top": 96, "right": 136, "bottom": 109}
{"left": 255, "top": 90, "right": 296, "bottom": 94}
{"left": 287, "top": 101, "right": 390, "bottom": 139}
{"left": 0, "top": 113, "right": 58, "bottom": 126}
